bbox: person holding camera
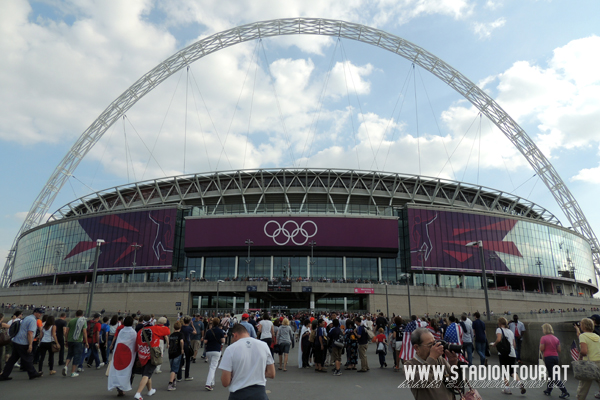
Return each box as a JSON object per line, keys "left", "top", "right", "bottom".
{"left": 491, "top": 317, "right": 525, "bottom": 395}
{"left": 404, "top": 328, "right": 458, "bottom": 400}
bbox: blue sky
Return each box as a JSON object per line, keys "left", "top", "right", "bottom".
{"left": 1, "top": 0, "right": 600, "bottom": 277}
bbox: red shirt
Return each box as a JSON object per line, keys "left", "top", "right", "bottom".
{"left": 137, "top": 325, "right": 171, "bottom": 366}
{"left": 92, "top": 321, "right": 102, "bottom": 344}
{"left": 376, "top": 333, "right": 386, "bottom": 343}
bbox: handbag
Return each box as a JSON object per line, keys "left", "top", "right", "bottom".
{"left": 572, "top": 360, "right": 600, "bottom": 381}
{"left": 0, "top": 329, "right": 10, "bottom": 347}
{"left": 460, "top": 381, "right": 483, "bottom": 400}
{"left": 364, "top": 326, "right": 375, "bottom": 340}
{"left": 141, "top": 328, "right": 163, "bottom": 366}
{"left": 51, "top": 341, "right": 60, "bottom": 353}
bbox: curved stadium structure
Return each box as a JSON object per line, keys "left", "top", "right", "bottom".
{"left": 5, "top": 168, "right": 596, "bottom": 315}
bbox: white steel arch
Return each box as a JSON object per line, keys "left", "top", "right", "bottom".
{"left": 2, "top": 17, "right": 598, "bottom": 286}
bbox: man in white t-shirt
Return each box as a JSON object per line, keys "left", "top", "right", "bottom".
{"left": 220, "top": 324, "right": 275, "bottom": 399}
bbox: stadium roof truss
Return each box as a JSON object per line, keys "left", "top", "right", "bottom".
{"left": 2, "top": 18, "right": 598, "bottom": 285}
{"left": 48, "top": 169, "right": 559, "bottom": 225}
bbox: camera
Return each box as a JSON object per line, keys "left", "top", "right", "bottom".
{"left": 573, "top": 322, "right": 580, "bottom": 327}
{"left": 436, "top": 340, "right": 463, "bottom": 353}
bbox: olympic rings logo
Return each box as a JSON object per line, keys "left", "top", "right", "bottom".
{"left": 263, "top": 220, "right": 318, "bottom": 246}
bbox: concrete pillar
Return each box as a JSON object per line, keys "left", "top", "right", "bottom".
{"left": 343, "top": 257, "right": 347, "bottom": 280}
{"left": 378, "top": 257, "right": 382, "bottom": 282}
{"left": 200, "top": 257, "right": 205, "bottom": 278}
{"left": 344, "top": 297, "right": 348, "bottom": 312}
{"left": 233, "top": 296, "right": 236, "bottom": 313}
{"left": 234, "top": 256, "right": 238, "bottom": 279}
{"left": 244, "top": 292, "right": 250, "bottom": 312}
{"left": 310, "top": 293, "right": 315, "bottom": 312}
{"left": 270, "top": 256, "right": 274, "bottom": 280}
{"left": 307, "top": 256, "right": 310, "bottom": 279}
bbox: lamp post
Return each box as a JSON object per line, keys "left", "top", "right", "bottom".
{"left": 86, "top": 239, "right": 105, "bottom": 317}
{"left": 536, "top": 257, "right": 544, "bottom": 294}
{"left": 188, "top": 270, "right": 195, "bottom": 315}
{"left": 418, "top": 248, "right": 426, "bottom": 286}
{"left": 130, "top": 243, "right": 142, "bottom": 283}
{"left": 245, "top": 239, "right": 253, "bottom": 279}
{"left": 465, "top": 241, "right": 491, "bottom": 321}
{"left": 309, "top": 241, "right": 316, "bottom": 279}
{"left": 488, "top": 254, "right": 498, "bottom": 290}
{"left": 54, "top": 243, "right": 64, "bottom": 286}
{"left": 216, "top": 279, "right": 224, "bottom": 315}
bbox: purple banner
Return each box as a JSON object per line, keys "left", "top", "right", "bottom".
{"left": 65, "top": 208, "right": 176, "bottom": 269}
{"left": 408, "top": 208, "right": 522, "bottom": 272}
{"left": 185, "top": 216, "right": 398, "bottom": 249}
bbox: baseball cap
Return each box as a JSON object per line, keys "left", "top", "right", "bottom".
{"left": 33, "top": 308, "right": 45, "bottom": 314}
{"left": 242, "top": 313, "right": 249, "bottom": 319}
{"left": 590, "top": 315, "right": 600, "bottom": 323}
{"left": 93, "top": 313, "right": 101, "bottom": 318}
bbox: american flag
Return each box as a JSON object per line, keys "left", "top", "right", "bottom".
{"left": 571, "top": 340, "right": 580, "bottom": 361}
{"left": 444, "top": 322, "right": 467, "bottom": 363}
{"left": 400, "top": 320, "right": 418, "bottom": 360}
{"left": 426, "top": 324, "right": 442, "bottom": 341}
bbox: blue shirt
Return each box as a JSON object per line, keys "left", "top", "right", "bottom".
{"left": 192, "top": 320, "right": 204, "bottom": 341}
{"left": 13, "top": 315, "right": 37, "bottom": 345}
{"left": 472, "top": 319, "right": 487, "bottom": 343}
{"left": 240, "top": 321, "right": 257, "bottom": 338}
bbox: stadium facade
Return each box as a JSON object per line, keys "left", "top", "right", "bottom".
{"left": 3, "top": 168, "right": 597, "bottom": 315}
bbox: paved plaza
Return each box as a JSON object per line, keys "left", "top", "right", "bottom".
{"left": 0, "top": 344, "right": 586, "bottom": 399}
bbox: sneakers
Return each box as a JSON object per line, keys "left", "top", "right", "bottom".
{"left": 181, "top": 366, "right": 185, "bottom": 370}
{"left": 333, "top": 370, "right": 342, "bottom": 376}
{"left": 96, "top": 362, "right": 105, "bottom": 369}
{"left": 77, "top": 367, "right": 84, "bottom": 372}
{"left": 559, "top": 393, "right": 570, "bottom": 399}
{"left": 134, "top": 393, "right": 143, "bottom": 400}
{"left": 70, "top": 372, "right": 79, "bottom": 378}
{"left": 15, "top": 362, "right": 20, "bottom": 368}
{"left": 87, "top": 364, "right": 92, "bottom": 369}
{"left": 594, "top": 392, "right": 600, "bottom": 399}
{"left": 62, "top": 366, "right": 68, "bottom": 376}
{"left": 154, "top": 368, "right": 162, "bottom": 374}
{"left": 147, "top": 389, "right": 156, "bottom": 396}
{"left": 185, "top": 377, "right": 194, "bottom": 381}
{"left": 167, "top": 383, "right": 176, "bottom": 391}
{"left": 501, "top": 387, "right": 512, "bottom": 395}
{"left": 205, "top": 385, "right": 213, "bottom": 391}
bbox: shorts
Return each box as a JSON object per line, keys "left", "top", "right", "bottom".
{"left": 279, "top": 343, "right": 291, "bottom": 354}
{"left": 191, "top": 340, "right": 201, "bottom": 352}
{"left": 229, "top": 385, "right": 268, "bottom": 400}
{"left": 332, "top": 346, "right": 342, "bottom": 362}
{"left": 66, "top": 342, "right": 84, "bottom": 365}
{"left": 169, "top": 355, "right": 182, "bottom": 373}
{"left": 499, "top": 354, "right": 516, "bottom": 367}
{"left": 139, "top": 361, "right": 157, "bottom": 378}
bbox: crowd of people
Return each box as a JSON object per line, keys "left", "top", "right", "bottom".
{"left": 2, "top": 308, "right": 600, "bottom": 399}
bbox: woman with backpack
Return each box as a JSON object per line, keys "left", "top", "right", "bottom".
{"left": 203, "top": 317, "right": 225, "bottom": 391}
{"left": 37, "top": 315, "right": 59, "bottom": 375}
{"left": 491, "top": 317, "right": 525, "bottom": 395}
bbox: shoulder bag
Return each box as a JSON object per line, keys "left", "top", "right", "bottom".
{"left": 51, "top": 341, "right": 60, "bottom": 353}
{"left": 0, "top": 328, "right": 10, "bottom": 347}
{"left": 572, "top": 336, "right": 600, "bottom": 381}
{"left": 496, "top": 328, "right": 511, "bottom": 355}
{"left": 142, "top": 328, "right": 163, "bottom": 366}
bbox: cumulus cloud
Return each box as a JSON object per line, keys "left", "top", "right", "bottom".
{"left": 572, "top": 163, "right": 600, "bottom": 184}
{"left": 472, "top": 17, "right": 506, "bottom": 39}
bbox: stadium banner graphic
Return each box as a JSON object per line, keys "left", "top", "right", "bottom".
{"left": 185, "top": 216, "right": 398, "bottom": 250}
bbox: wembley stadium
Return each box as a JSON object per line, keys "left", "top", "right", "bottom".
{"left": 1, "top": 18, "right": 599, "bottom": 316}
{"left": 1, "top": 168, "right": 597, "bottom": 316}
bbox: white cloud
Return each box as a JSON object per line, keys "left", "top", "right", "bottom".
{"left": 472, "top": 17, "right": 506, "bottom": 39}
{"left": 572, "top": 163, "right": 600, "bottom": 184}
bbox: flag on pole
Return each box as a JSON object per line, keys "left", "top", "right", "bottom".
{"left": 400, "top": 320, "right": 419, "bottom": 360}
{"left": 571, "top": 340, "right": 580, "bottom": 361}
{"left": 108, "top": 326, "right": 137, "bottom": 392}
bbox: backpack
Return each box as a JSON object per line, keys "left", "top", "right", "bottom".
{"left": 496, "top": 328, "right": 511, "bottom": 355}
{"left": 8, "top": 320, "right": 21, "bottom": 339}
{"left": 87, "top": 320, "right": 96, "bottom": 340}
{"left": 168, "top": 333, "right": 182, "bottom": 359}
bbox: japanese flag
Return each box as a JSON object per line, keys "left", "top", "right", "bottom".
{"left": 108, "top": 326, "right": 137, "bottom": 392}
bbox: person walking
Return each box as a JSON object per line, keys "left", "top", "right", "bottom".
{"left": 472, "top": 312, "right": 487, "bottom": 366}
{"left": 177, "top": 316, "right": 196, "bottom": 382}
{"left": 191, "top": 314, "right": 204, "bottom": 363}
{"left": 167, "top": 321, "right": 184, "bottom": 391}
{"left": 460, "top": 314, "right": 474, "bottom": 365}
{"left": 106, "top": 315, "right": 119, "bottom": 359}
{"left": 54, "top": 313, "right": 67, "bottom": 366}
{"left": 0, "top": 308, "right": 45, "bottom": 381}
{"left": 314, "top": 319, "right": 327, "bottom": 373}
{"left": 63, "top": 309, "right": 88, "bottom": 378}
{"left": 329, "top": 319, "right": 343, "bottom": 376}
{"left": 132, "top": 317, "right": 170, "bottom": 400}
{"left": 390, "top": 317, "right": 404, "bottom": 372}
{"left": 574, "top": 318, "right": 600, "bottom": 400}
{"left": 375, "top": 327, "right": 387, "bottom": 368}
{"left": 508, "top": 314, "right": 526, "bottom": 364}
{"left": 299, "top": 319, "right": 311, "bottom": 369}
{"left": 219, "top": 323, "right": 275, "bottom": 399}
{"left": 344, "top": 320, "right": 358, "bottom": 370}
{"left": 491, "top": 317, "right": 525, "bottom": 395}
{"left": 204, "top": 317, "right": 225, "bottom": 391}
{"left": 355, "top": 317, "right": 370, "bottom": 372}
{"left": 37, "top": 315, "right": 59, "bottom": 375}
{"left": 258, "top": 313, "right": 275, "bottom": 358}
{"left": 275, "top": 318, "right": 294, "bottom": 371}
{"left": 107, "top": 316, "right": 136, "bottom": 397}
{"left": 540, "top": 323, "right": 569, "bottom": 398}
